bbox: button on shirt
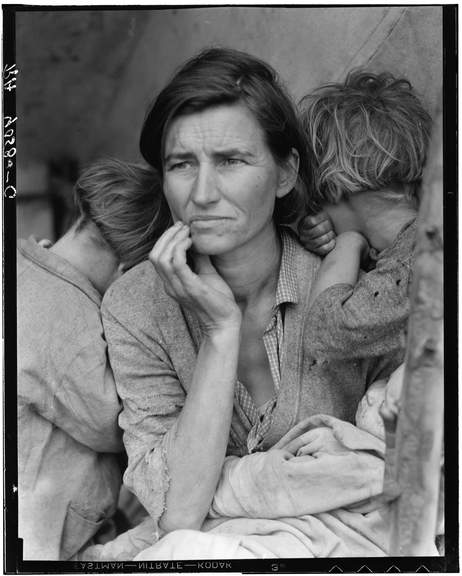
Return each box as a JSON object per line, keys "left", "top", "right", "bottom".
{"left": 233, "top": 229, "right": 299, "bottom": 453}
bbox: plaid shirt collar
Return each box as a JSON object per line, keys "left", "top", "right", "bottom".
{"left": 275, "top": 228, "right": 299, "bottom": 308}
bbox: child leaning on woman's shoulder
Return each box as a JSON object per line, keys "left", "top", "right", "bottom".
{"left": 298, "top": 69, "right": 432, "bottom": 363}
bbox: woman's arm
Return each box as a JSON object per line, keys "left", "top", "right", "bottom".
{"left": 149, "top": 222, "right": 243, "bottom": 532}
{"left": 160, "top": 326, "right": 239, "bottom": 532}
{"left": 104, "top": 222, "right": 242, "bottom": 533}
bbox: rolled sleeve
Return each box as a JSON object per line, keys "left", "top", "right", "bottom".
{"left": 102, "top": 306, "right": 186, "bottom": 524}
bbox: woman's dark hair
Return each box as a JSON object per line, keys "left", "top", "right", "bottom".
{"left": 75, "top": 158, "right": 167, "bottom": 270}
{"left": 140, "top": 47, "right": 311, "bottom": 225}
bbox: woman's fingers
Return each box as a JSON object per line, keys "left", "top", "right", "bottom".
{"left": 170, "top": 238, "right": 205, "bottom": 295}
{"left": 283, "top": 429, "right": 318, "bottom": 454}
{"left": 165, "top": 236, "right": 195, "bottom": 296}
{"left": 148, "top": 222, "right": 240, "bottom": 328}
{"left": 151, "top": 224, "right": 189, "bottom": 268}
{"left": 154, "top": 225, "right": 221, "bottom": 305}
{"left": 150, "top": 221, "right": 185, "bottom": 263}
{"left": 150, "top": 224, "right": 193, "bottom": 297}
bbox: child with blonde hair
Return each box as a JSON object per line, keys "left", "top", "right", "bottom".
{"left": 298, "top": 70, "right": 432, "bottom": 364}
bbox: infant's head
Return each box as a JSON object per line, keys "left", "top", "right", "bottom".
{"left": 355, "top": 379, "right": 387, "bottom": 439}
{"left": 355, "top": 364, "right": 405, "bottom": 439}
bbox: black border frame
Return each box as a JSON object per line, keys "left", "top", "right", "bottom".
{"left": 3, "top": 4, "right": 458, "bottom": 573}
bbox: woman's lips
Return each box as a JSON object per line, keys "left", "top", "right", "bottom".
{"left": 189, "top": 216, "right": 230, "bottom": 226}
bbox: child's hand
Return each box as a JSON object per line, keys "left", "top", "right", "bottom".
{"left": 298, "top": 211, "right": 336, "bottom": 256}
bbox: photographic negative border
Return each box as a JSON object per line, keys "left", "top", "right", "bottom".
{"left": 3, "top": 3, "right": 458, "bottom": 573}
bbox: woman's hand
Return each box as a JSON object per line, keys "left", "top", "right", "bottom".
{"left": 149, "top": 221, "right": 242, "bottom": 333}
{"left": 285, "top": 427, "right": 349, "bottom": 457}
{"left": 298, "top": 211, "right": 336, "bottom": 256}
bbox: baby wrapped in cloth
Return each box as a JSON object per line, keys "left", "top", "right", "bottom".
{"left": 84, "top": 365, "right": 439, "bottom": 559}
{"left": 133, "top": 364, "right": 441, "bottom": 559}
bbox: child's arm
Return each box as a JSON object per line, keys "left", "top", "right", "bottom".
{"left": 308, "top": 231, "right": 369, "bottom": 308}
{"left": 306, "top": 222, "right": 415, "bottom": 360}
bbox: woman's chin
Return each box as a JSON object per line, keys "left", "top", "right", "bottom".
{"left": 190, "top": 232, "right": 234, "bottom": 256}
{"left": 191, "top": 241, "right": 227, "bottom": 256}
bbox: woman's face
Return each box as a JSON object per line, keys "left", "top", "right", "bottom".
{"left": 162, "top": 103, "right": 296, "bottom": 256}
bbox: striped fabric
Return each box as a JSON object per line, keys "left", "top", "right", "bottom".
{"left": 234, "top": 229, "right": 298, "bottom": 453}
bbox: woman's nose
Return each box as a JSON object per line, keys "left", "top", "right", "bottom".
{"left": 190, "top": 163, "right": 220, "bottom": 206}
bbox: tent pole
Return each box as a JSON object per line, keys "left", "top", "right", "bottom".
{"left": 385, "top": 106, "right": 444, "bottom": 556}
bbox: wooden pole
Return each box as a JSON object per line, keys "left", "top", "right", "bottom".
{"left": 387, "top": 107, "right": 444, "bottom": 555}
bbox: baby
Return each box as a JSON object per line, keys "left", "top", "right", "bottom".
{"left": 297, "top": 70, "right": 432, "bottom": 369}
{"left": 355, "top": 363, "right": 404, "bottom": 440}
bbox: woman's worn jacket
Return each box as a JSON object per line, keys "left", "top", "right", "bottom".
{"left": 101, "top": 230, "right": 404, "bottom": 526}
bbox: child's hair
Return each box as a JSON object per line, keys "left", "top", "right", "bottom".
{"left": 299, "top": 69, "right": 432, "bottom": 211}
{"left": 74, "top": 158, "right": 167, "bottom": 270}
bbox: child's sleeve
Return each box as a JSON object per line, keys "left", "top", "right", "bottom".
{"left": 306, "top": 242, "right": 413, "bottom": 360}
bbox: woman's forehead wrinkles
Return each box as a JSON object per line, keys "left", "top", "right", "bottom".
{"left": 167, "top": 130, "right": 261, "bottom": 160}
{"left": 165, "top": 106, "right": 265, "bottom": 156}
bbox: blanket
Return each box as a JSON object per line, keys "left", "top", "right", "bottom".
{"left": 134, "top": 415, "right": 400, "bottom": 559}
{"left": 83, "top": 413, "right": 439, "bottom": 559}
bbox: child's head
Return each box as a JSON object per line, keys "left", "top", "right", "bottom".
{"left": 300, "top": 70, "right": 432, "bottom": 212}
{"left": 74, "top": 158, "right": 167, "bottom": 270}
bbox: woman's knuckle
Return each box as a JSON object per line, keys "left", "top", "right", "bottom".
{"left": 170, "top": 257, "right": 182, "bottom": 272}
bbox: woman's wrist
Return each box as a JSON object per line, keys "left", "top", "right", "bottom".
{"left": 205, "top": 318, "right": 242, "bottom": 345}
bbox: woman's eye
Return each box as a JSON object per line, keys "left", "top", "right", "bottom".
{"left": 168, "top": 161, "right": 191, "bottom": 171}
{"left": 221, "top": 158, "right": 245, "bottom": 167}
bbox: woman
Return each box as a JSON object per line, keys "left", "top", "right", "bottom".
{"left": 101, "top": 48, "right": 402, "bottom": 540}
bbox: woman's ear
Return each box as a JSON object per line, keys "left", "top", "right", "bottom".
{"left": 276, "top": 148, "right": 300, "bottom": 199}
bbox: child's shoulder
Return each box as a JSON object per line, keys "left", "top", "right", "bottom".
{"left": 372, "top": 217, "right": 417, "bottom": 269}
